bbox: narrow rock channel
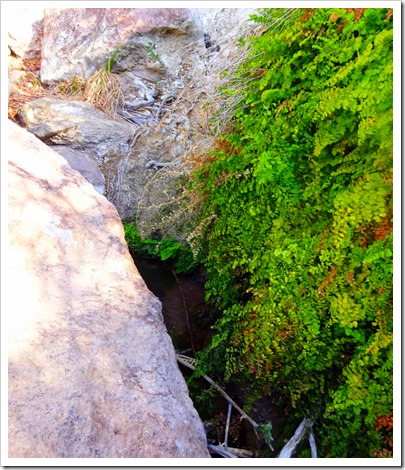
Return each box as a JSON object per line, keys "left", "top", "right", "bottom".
{"left": 131, "top": 252, "right": 287, "bottom": 457}
{"left": 132, "top": 253, "right": 214, "bottom": 353}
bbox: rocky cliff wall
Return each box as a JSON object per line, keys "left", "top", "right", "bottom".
{"left": 7, "top": 7, "right": 258, "bottom": 237}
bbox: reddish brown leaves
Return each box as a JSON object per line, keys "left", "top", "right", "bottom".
{"left": 372, "top": 214, "right": 393, "bottom": 242}
{"left": 375, "top": 413, "right": 393, "bottom": 432}
{"left": 346, "top": 8, "right": 367, "bottom": 23}
{"left": 373, "top": 412, "right": 393, "bottom": 458}
{"left": 318, "top": 266, "right": 337, "bottom": 293}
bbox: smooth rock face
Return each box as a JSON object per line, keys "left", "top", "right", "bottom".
{"left": 41, "top": 8, "right": 202, "bottom": 83}
{"left": 51, "top": 145, "right": 106, "bottom": 195}
{"left": 7, "top": 121, "right": 210, "bottom": 458}
{"left": 17, "top": 97, "right": 134, "bottom": 159}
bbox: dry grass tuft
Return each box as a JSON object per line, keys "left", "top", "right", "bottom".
{"left": 84, "top": 69, "right": 124, "bottom": 118}
{"left": 54, "top": 75, "right": 86, "bottom": 98}
{"left": 55, "top": 69, "right": 124, "bottom": 118}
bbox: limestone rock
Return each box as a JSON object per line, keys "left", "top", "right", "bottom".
{"left": 41, "top": 8, "right": 203, "bottom": 84}
{"left": 7, "top": 120, "right": 210, "bottom": 458}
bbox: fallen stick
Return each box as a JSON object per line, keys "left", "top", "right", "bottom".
{"left": 176, "top": 354, "right": 259, "bottom": 429}
{"left": 278, "top": 416, "right": 313, "bottom": 458}
{"left": 207, "top": 444, "right": 257, "bottom": 458}
{"left": 126, "top": 97, "right": 155, "bottom": 111}
{"left": 308, "top": 430, "right": 318, "bottom": 458}
{"left": 155, "top": 93, "right": 176, "bottom": 120}
{"left": 208, "top": 444, "right": 238, "bottom": 458}
{"left": 225, "top": 447, "right": 258, "bottom": 458}
{"left": 223, "top": 403, "right": 232, "bottom": 450}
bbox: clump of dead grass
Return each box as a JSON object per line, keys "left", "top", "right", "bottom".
{"left": 54, "top": 69, "right": 124, "bottom": 118}
{"left": 84, "top": 69, "right": 124, "bottom": 117}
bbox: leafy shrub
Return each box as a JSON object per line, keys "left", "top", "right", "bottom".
{"left": 123, "top": 221, "right": 196, "bottom": 274}
{"left": 191, "top": 7, "right": 393, "bottom": 457}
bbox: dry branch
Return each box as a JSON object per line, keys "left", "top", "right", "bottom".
{"left": 278, "top": 416, "right": 313, "bottom": 458}
{"left": 176, "top": 354, "right": 259, "bottom": 429}
{"left": 208, "top": 444, "right": 238, "bottom": 458}
{"left": 308, "top": 430, "right": 318, "bottom": 458}
{"left": 223, "top": 402, "right": 232, "bottom": 450}
{"left": 207, "top": 444, "right": 258, "bottom": 458}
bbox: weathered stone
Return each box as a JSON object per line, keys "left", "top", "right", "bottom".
{"left": 41, "top": 8, "right": 203, "bottom": 84}
{"left": 7, "top": 7, "right": 44, "bottom": 59}
{"left": 9, "top": 69, "right": 27, "bottom": 86}
{"left": 8, "top": 82, "right": 24, "bottom": 96}
{"left": 17, "top": 97, "right": 134, "bottom": 159}
{"left": 111, "top": 8, "right": 258, "bottom": 228}
{"left": 125, "top": 9, "right": 259, "bottom": 239}
{"left": 51, "top": 145, "right": 106, "bottom": 195}
{"left": 8, "top": 57, "right": 41, "bottom": 98}
{"left": 7, "top": 120, "right": 210, "bottom": 458}
{"left": 16, "top": 96, "right": 139, "bottom": 205}
{"left": 27, "top": 119, "right": 78, "bottom": 141}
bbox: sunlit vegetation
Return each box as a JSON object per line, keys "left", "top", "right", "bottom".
{"left": 190, "top": 8, "right": 393, "bottom": 457}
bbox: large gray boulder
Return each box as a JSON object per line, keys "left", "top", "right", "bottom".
{"left": 16, "top": 97, "right": 139, "bottom": 207}
{"left": 17, "top": 97, "right": 134, "bottom": 160}
{"left": 7, "top": 120, "right": 210, "bottom": 458}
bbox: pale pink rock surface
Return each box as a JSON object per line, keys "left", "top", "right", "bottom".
{"left": 7, "top": 121, "right": 210, "bottom": 458}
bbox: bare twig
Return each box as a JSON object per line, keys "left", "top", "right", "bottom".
{"left": 208, "top": 444, "right": 238, "bottom": 458}
{"left": 207, "top": 444, "right": 258, "bottom": 458}
{"left": 176, "top": 354, "right": 259, "bottom": 429}
{"left": 155, "top": 93, "right": 176, "bottom": 120}
{"left": 117, "top": 108, "right": 151, "bottom": 126}
{"left": 225, "top": 447, "right": 258, "bottom": 458}
{"left": 126, "top": 96, "right": 155, "bottom": 111}
{"left": 113, "top": 129, "right": 144, "bottom": 203}
{"left": 308, "top": 430, "right": 318, "bottom": 458}
{"left": 223, "top": 403, "right": 232, "bottom": 450}
{"left": 128, "top": 129, "right": 144, "bottom": 151}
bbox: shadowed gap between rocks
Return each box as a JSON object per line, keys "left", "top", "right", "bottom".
{"left": 130, "top": 252, "right": 289, "bottom": 457}
{"left": 131, "top": 253, "right": 214, "bottom": 353}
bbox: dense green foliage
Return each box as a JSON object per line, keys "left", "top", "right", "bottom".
{"left": 191, "top": 8, "right": 393, "bottom": 457}
{"left": 123, "top": 221, "right": 196, "bottom": 274}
